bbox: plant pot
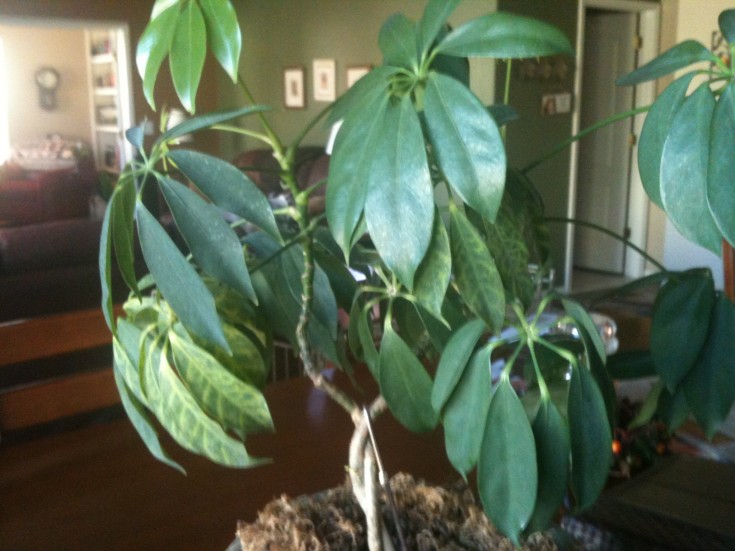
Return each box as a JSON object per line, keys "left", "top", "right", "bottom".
{"left": 228, "top": 473, "right": 558, "bottom": 551}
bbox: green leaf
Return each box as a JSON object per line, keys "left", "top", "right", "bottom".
{"left": 617, "top": 40, "right": 716, "bottom": 86}
{"left": 442, "top": 345, "right": 492, "bottom": 477}
{"left": 348, "top": 299, "right": 379, "bottom": 376}
{"left": 378, "top": 324, "right": 438, "bottom": 433}
{"left": 113, "top": 325, "right": 147, "bottom": 403}
{"left": 424, "top": 72, "right": 505, "bottom": 222}
{"left": 651, "top": 271, "right": 715, "bottom": 391}
{"left": 98, "top": 192, "right": 114, "bottom": 330}
{"left": 660, "top": 83, "right": 722, "bottom": 253}
{"left": 327, "top": 86, "right": 391, "bottom": 258}
{"left": 125, "top": 125, "right": 145, "bottom": 150}
{"left": 137, "top": 4, "right": 178, "bottom": 109}
{"left": 199, "top": 0, "right": 241, "bottom": 81}
{"left": 110, "top": 179, "right": 140, "bottom": 296}
{"left": 169, "top": 0, "right": 206, "bottom": 113}
{"left": 657, "top": 385, "right": 690, "bottom": 432}
{"left": 378, "top": 13, "right": 417, "bottom": 69}
{"left": 606, "top": 349, "right": 656, "bottom": 380}
{"left": 169, "top": 331, "right": 273, "bottom": 438}
{"left": 719, "top": 9, "right": 735, "bottom": 43}
{"left": 682, "top": 294, "right": 735, "bottom": 438}
{"left": 413, "top": 212, "right": 451, "bottom": 321}
{"left": 158, "top": 177, "right": 255, "bottom": 302}
{"left": 151, "top": 0, "right": 180, "bottom": 19}
{"left": 707, "top": 82, "right": 735, "bottom": 247}
{"left": 328, "top": 65, "right": 399, "bottom": 125}
{"left": 418, "top": 0, "right": 461, "bottom": 55}
{"left": 436, "top": 12, "right": 574, "bottom": 59}
{"left": 629, "top": 380, "right": 665, "bottom": 430}
{"left": 488, "top": 104, "right": 520, "bottom": 127}
{"left": 365, "top": 95, "right": 434, "bottom": 290}
{"left": 527, "top": 396, "right": 570, "bottom": 533}
{"left": 449, "top": 207, "right": 505, "bottom": 333}
{"left": 168, "top": 149, "right": 280, "bottom": 242}
{"left": 478, "top": 377, "right": 537, "bottom": 545}
{"left": 158, "top": 105, "right": 270, "bottom": 146}
{"left": 214, "top": 323, "right": 268, "bottom": 389}
{"left": 246, "top": 233, "right": 339, "bottom": 365}
{"left": 151, "top": 339, "right": 267, "bottom": 468}
{"left": 113, "top": 366, "right": 185, "bottom": 474}
{"left": 431, "top": 318, "right": 486, "bottom": 414}
{"left": 568, "top": 364, "right": 612, "bottom": 511}
{"left": 136, "top": 203, "right": 229, "bottom": 352}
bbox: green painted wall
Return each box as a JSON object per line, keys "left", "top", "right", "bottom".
{"left": 219, "top": 0, "right": 499, "bottom": 159}
{"left": 496, "top": 0, "right": 579, "bottom": 282}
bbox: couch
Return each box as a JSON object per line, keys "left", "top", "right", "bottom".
{"left": 0, "top": 162, "right": 107, "bottom": 322}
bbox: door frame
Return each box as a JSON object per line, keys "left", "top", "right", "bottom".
{"left": 564, "top": 0, "right": 660, "bottom": 290}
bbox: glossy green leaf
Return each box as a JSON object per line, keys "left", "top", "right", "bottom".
{"left": 682, "top": 294, "right": 735, "bottom": 438}
{"left": 137, "top": 4, "right": 178, "bottom": 109}
{"left": 246, "top": 233, "right": 339, "bottom": 365}
{"left": 158, "top": 105, "right": 270, "bottom": 145}
{"left": 113, "top": 365, "right": 185, "bottom": 474}
{"left": 719, "top": 9, "right": 735, "bottom": 43}
{"left": 651, "top": 271, "right": 715, "bottom": 391}
{"left": 151, "top": 0, "right": 179, "bottom": 19}
{"left": 413, "top": 212, "right": 451, "bottom": 321}
{"left": 442, "top": 345, "right": 492, "bottom": 477}
{"left": 327, "top": 86, "right": 391, "bottom": 258}
{"left": 484, "top": 197, "right": 534, "bottom": 308}
{"left": 606, "top": 349, "right": 656, "bottom": 380}
{"left": 113, "top": 324, "right": 147, "bottom": 403}
{"left": 568, "top": 365, "right": 612, "bottom": 511}
{"left": 151, "top": 340, "right": 267, "bottom": 468}
{"left": 560, "top": 298, "right": 605, "bottom": 361}
{"left": 418, "top": 0, "right": 460, "bottom": 55}
{"left": 424, "top": 72, "right": 505, "bottom": 222}
{"left": 449, "top": 207, "right": 505, "bottom": 333}
{"left": 158, "top": 177, "right": 255, "bottom": 302}
{"left": 378, "top": 324, "right": 438, "bottom": 433}
{"left": 436, "top": 12, "right": 574, "bottom": 59}
{"left": 617, "top": 40, "right": 716, "bottom": 86}
{"left": 199, "top": 0, "right": 241, "bottom": 81}
{"left": 660, "top": 84, "right": 722, "bottom": 254}
{"left": 110, "top": 178, "right": 140, "bottom": 296}
{"left": 707, "top": 82, "right": 735, "bottom": 247}
{"left": 125, "top": 125, "right": 145, "bottom": 151}
{"left": 378, "top": 13, "right": 417, "bottom": 69}
{"left": 393, "top": 299, "right": 428, "bottom": 353}
{"left": 478, "top": 377, "right": 537, "bottom": 545}
{"left": 136, "top": 203, "right": 229, "bottom": 352}
{"left": 328, "top": 65, "right": 398, "bottom": 125}
{"left": 431, "top": 318, "right": 486, "bottom": 414}
{"left": 365, "top": 95, "right": 434, "bottom": 290}
{"left": 629, "top": 380, "right": 665, "bottom": 430}
{"left": 527, "top": 396, "right": 570, "bottom": 533}
{"left": 168, "top": 149, "right": 280, "bottom": 242}
{"left": 348, "top": 299, "right": 379, "bottom": 376}
{"left": 169, "top": 0, "right": 206, "bottom": 113}
{"left": 98, "top": 192, "right": 114, "bottom": 330}
{"left": 169, "top": 331, "right": 273, "bottom": 438}
{"left": 215, "top": 323, "right": 268, "bottom": 389}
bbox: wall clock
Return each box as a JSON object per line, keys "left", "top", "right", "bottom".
{"left": 35, "top": 66, "right": 61, "bottom": 111}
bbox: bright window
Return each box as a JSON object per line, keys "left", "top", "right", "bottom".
{"left": 0, "top": 37, "right": 9, "bottom": 164}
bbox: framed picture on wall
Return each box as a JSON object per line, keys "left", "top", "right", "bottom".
{"left": 346, "top": 65, "right": 371, "bottom": 89}
{"left": 284, "top": 67, "right": 305, "bottom": 109}
{"left": 313, "top": 59, "right": 336, "bottom": 102}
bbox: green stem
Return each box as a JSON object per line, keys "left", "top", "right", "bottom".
{"left": 545, "top": 216, "right": 666, "bottom": 272}
{"left": 501, "top": 60, "right": 512, "bottom": 142}
{"left": 211, "top": 123, "right": 272, "bottom": 146}
{"left": 521, "top": 104, "right": 651, "bottom": 175}
{"left": 528, "top": 340, "right": 550, "bottom": 400}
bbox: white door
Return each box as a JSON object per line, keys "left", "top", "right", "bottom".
{"left": 574, "top": 10, "right": 637, "bottom": 274}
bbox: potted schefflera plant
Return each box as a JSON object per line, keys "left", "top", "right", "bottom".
{"left": 101, "top": 0, "right": 622, "bottom": 548}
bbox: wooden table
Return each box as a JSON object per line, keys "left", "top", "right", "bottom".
{"left": 0, "top": 368, "right": 454, "bottom": 551}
